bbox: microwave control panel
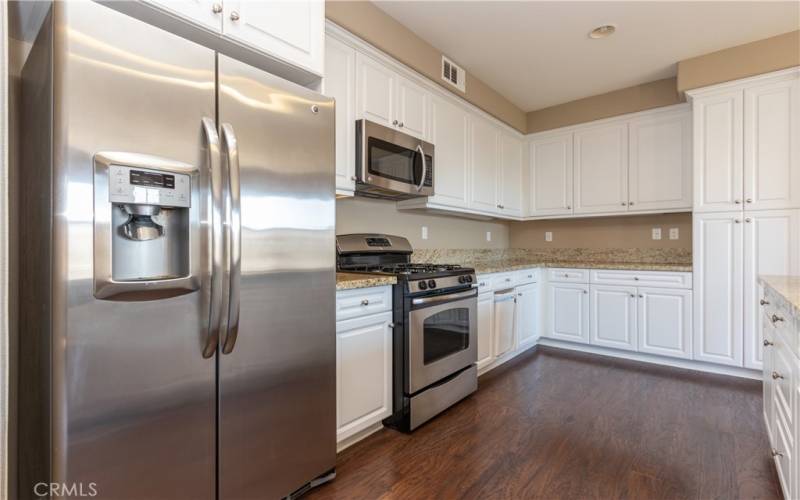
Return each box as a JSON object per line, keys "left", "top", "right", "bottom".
{"left": 108, "top": 164, "right": 191, "bottom": 208}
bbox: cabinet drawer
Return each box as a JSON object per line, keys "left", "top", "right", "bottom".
{"left": 590, "top": 270, "right": 692, "bottom": 289}
{"left": 493, "top": 272, "right": 517, "bottom": 290}
{"left": 475, "top": 275, "right": 494, "bottom": 294}
{"left": 336, "top": 286, "right": 393, "bottom": 321}
{"left": 515, "top": 268, "right": 539, "bottom": 285}
{"left": 771, "top": 336, "right": 795, "bottom": 442}
{"left": 547, "top": 268, "right": 590, "bottom": 283}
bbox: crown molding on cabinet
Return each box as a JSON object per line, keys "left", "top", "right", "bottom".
{"left": 685, "top": 66, "right": 800, "bottom": 100}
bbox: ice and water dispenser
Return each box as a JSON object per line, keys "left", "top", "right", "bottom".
{"left": 93, "top": 152, "right": 200, "bottom": 300}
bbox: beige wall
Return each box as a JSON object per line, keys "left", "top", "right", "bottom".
{"left": 526, "top": 77, "right": 684, "bottom": 134}
{"left": 337, "top": 197, "right": 510, "bottom": 249}
{"left": 325, "top": 0, "right": 527, "bottom": 133}
{"left": 677, "top": 30, "right": 800, "bottom": 92}
{"left": 509, "top": 213, "right": 692, "bottom": 250}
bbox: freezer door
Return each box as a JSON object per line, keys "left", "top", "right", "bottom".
{"left": 217, "top": 55, "right": 336, "bottom": 499}
{"left": 26, "top": 3, "right": 218, "bottom": 499}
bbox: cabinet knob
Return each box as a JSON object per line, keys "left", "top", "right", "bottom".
{"left": 392, "top": 119, "right": 399, "bottom": 125}
{"left": 583, "top": 290, "right": 588, "bottom": 294}
{"left": 761, "top": 299, "right": 770, "bottom": 306}
{"left": 763, "top": 339, "right": 774, "bottom": 347}
{"left": 566, "top": 205, "right": 571, "bottom": 209}
{"left": 505, "top": 278, "right": 511, "bottom": 282}
{"left": 230, "top": 10, "right": 240, "bottom": 21}
{"left": 633, "top": 277, "right": 639, "bottom": 281}
{"left": 388, "top": 322, "right": 395, "bottom": 329}
{"left": 735, "top": 199, "right": 741, "bottom": 204}
{"left": 211, "top": 3, "right": 222, "bottom": 13}
{"left": 350, "top": 175, "right": 357, "bottom": 181}
{"left": 771, "top": 314, "right": 785, "bottom": 323}
{"left": 639, "top": 294, "right": 644, "bottom": 298}
{"left": 360, "top": 299, "right": 369, "bottom": 306}
{"left": 734, "top": 219, "right": 741, "bottom": 223}
{"left": 527, "top": 275, "right": 533, "bottom": 278}
{"left": 629, "top": 201, "right": 634, "bottom": 206}
{"left": 746, "top": 198, "right": 753, "bottom": 203}
{"left": 772, "top": 371, "right": 784, "bottom": 380}
{"left": 745, "top": 217, "right": 752, "bottom": 223}
{"left": 630, "top": 294, "right": 635, "bottom": 298}
{"left": 772, "top": 449, "right": 784, "bottom": 458}
{"left": 621, "top": 202, "right": 627, "bottom": 206}
{"left": 518, "top": 293, "right": 523, "bottom": 297}
{"left": 398, "top": 122, "right": 404, "bottom": 128}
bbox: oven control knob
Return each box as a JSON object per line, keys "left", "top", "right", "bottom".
{"left": 428, "top": 279, "right": 437, "bottom": 289}
{"left": 466, "top": 275, "right": 474, "bottom": 283}
{"left": 418, "top": 281, "right": 427, "bottom": 290}
{"left": 458, "top": 276, "right": 467, "bottom": 284}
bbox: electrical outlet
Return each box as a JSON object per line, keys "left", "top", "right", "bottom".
{"left": 486, "top": 231, "right": 492, "bottom": 242}
{"left": 545, "top": 231, "right": 553, "bottom": 242}
{"left": 652, "top": 228, "right": 662, "bottom": 240}
{"left": 669, "top": 227, "right": 679, "bottom": 240}
{"left": 421, "top": 226, "right": 428, "bottom": 240}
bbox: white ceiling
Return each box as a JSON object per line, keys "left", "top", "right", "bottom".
{"left": 373, "top": 1, "right": 800, "bottom": 111}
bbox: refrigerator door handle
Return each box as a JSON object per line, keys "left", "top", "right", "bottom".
{"left": 220, "top": 123, "right": 241, "bottom": 355}
{"left": 203, "top": 117, "right": 225, "bottom": 358}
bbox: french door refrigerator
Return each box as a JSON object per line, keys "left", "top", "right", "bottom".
{"left": 16, "top": 2, "right": 336, "bottom": 499}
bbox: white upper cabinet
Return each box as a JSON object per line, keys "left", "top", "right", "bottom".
{"left": 323, "top": 35, "right": 356, "bottom": 195}
{"left": 469, "top": 116, "right": 500, "bottom": 213}
{"left": 743, "top": 210, "right": 800, "bottom": 369}
{"left": 744, "top": 76, "right": 800, "bottom": 210}
{"left": 629, "top": 110, "right": 692, "bottom": 211}
{"left": 428, "top": 94, "right": 470, "bottom": 208}
{"left": 692, "top": 90, "right": 744, "bottom": 212}
{"left": 529, "top": 133, "right": 573, "bottom": 217}
{"left": 573, "top": 122, "right": 629, "bottom": 214}
{"left": 395, "top": 76, "right": 429, "bottom": 140}
{"left": 144, "top": 0, "right": 224, "bottom": 31}
{"left": 223, "top": 0, "right": 324, "bottom": 75}
{"left": 355, "top": 53, "right": 395, "bottom": 129}
{"left": 498, "top": 133, "right": 524, "bottom": 217}
{"left": 693, "top": 212, "right": 744, "bottom": 366}
{"left": 589, "top": 285, "right": 637, "bottom": 351}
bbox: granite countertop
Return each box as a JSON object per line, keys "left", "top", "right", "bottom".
{"left": 336, "top": 272, "right": 396, "bottom": 291}
{"left": 760, "top": 275, "right": 800, "bottom": 318}
{"left": 467, "top": 259, "right": 692, "bottom": 274}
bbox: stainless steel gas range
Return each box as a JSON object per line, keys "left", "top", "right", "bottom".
{"left": 337, "top": 234, "right": 478, "bottom": 431}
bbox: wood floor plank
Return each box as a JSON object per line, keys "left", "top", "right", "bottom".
{"left": 307, "top": 346, "right": 781, "bottom": 500}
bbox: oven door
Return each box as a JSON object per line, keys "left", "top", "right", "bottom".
{"left": 357, "top": 119, "right": 434, "bottom": 197}
{"left": 408, "top": 288, "right": 477, "bottom": 394}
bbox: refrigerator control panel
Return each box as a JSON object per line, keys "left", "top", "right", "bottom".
{"left": 108, "top": 164, "right": 191, "bottom": 208}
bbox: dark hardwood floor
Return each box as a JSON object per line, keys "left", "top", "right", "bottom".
{"left": 307, "top": 346, "right": 781, "bottom": 500}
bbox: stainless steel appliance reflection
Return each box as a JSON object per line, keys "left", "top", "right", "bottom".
{"left": 14, "top": 2, "right": 335, "bottom": 499}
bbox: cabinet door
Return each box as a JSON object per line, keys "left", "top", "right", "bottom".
{"left": 429, "top": 95, "right": 469, "bottom": 208}
{"left": 323, "top": 35, "right": 355, "bottom": 194}
{"left": 573, "top": 122, "right": 629, "bottom": 214}
{"left": 629, "top": 110, "right": 692, "bottom": 211}
{"left": 499, "top": 133, "right": 524, "bottom": 217}
{"left": 335, "top": 311, "right": 393, "bottom": 441}
{"left": 355, "top": 53, "right": 395, "bottom": 128}
{"left": 494, "top": 293, "right": 517, "bottom": 357}
{"left": 223, "top": 0, "right": 324, "bottom": 75}
{"left": 529, "top": 133, "right": 573, "bottom": 216}
{"left": 693, "top": 212, "right": 744, "bottom": 366}
{"left": 516, "top": 283, "right": 539, "bottom": 348}
{"left": 693, "top": 90, "right": 744, "bottom": 212}
{"left": 744, "top": 76, "right": 800, "bottom": 210}
{"left": 637, "top": 288, "right": 693, "bottom": 359}
{"left": 477, "top": 293, "right": 495, "bottom": 369}
{"left": 395, "top": 76, "right": 428, "bottom": 140}
{"left": 144, "top": 0, "right": 223, "bottom": 31}
{"left": 589, "top": 285, "right": 637, "bottom": 351}
{"left": 743, "top": 210, "right": 800, "bottom": 369}
{"left": 546, "top": 283, "right": 590, "bottom": 343}
{"left": 469, "top": 117, "right": 499, "bottom": 213}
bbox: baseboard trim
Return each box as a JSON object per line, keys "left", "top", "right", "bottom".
{"left": 538, "top": 338, "right": 762, "bottom": 380}
{"left": 336, "top": 422, "right": 384, "bottom": 453}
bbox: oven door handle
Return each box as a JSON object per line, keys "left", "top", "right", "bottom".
{"left": 412, "top": 288, "right": 477, "bottom": 306}
{"left": 416, "top": 144, "right": 427, "bottom": 192}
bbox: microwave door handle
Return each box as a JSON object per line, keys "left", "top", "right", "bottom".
{"left": 416, "top": 144, "right": 427, "bottom": 192}
{"left": 220, "top": 123, "right": 242, "bottom": 355}
{"left": 202, "top": 117, "right": 223, "bottom": 359}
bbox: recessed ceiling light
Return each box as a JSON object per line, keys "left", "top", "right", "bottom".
{"left": 589, "top": 25, "right": 616, "bottom": 39}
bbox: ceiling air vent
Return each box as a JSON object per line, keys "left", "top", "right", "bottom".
{"left": 441, "top": 55, "right": 466, "bottom": 93}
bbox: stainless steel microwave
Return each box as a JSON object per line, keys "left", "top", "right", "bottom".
{"left": 355, "top": 119, "right": 434, "bottom": 200}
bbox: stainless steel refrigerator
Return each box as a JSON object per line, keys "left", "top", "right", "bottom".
{"left": 15, "top": 2, "right": 336, "bottom": 498}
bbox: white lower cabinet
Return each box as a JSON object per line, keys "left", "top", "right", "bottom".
{"left": 547, "top": 282, "right": 590, "bottom": 343}
{"left": 589, "top": 285, "right": 637, "bottom": 351}
{"left": 637, "top": 288, "right": 693, "bottom": 359}
{"left": 476, "top": 292, "right": 495, "bottom": 370}
{"left": 494, "top": 290, "right": 517, "bottom": 358}
{"left": 516, "top": 283, "right": 539, "bottom": 348}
